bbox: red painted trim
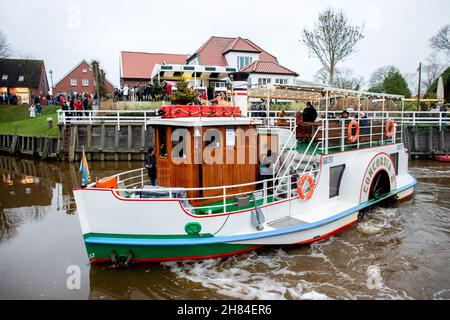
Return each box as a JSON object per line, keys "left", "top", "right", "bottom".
{"left": 74, "top": 187, "right": 302, "bottom": 219}
{"left": 295, "top": 220, "right": 358, "bottom": 245}
{"left": 89, "top": 245, "right": 263, "bottom": 265}
{"left": 397, "top": 189, "right": 414, "bottom": 202}
{"left": 358, "top": 152, "right": 395, "bottom": 203}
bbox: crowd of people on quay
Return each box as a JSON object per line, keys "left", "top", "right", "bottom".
{"left": 58, "top": 92, "right": 97, "bottom": 116}
{"left": 0, "top": 93, "right": 18, "bottom": 105}
{"left": 113, "top": 83, "right": 162, "bottom": 102}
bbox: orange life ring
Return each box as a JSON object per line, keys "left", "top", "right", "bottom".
{"left": 297, "top": 175, "right": 315, "bottom": 201}
{"left": 385, "top": 118, "right": 396, "bottom": 138}
{"left": 347, "top": 119, "right": 360, "bottom": 143}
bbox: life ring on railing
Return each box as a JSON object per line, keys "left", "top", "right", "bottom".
{"left": 297, "top": 175, "right": 315, "bottom": 201}
{"left": 385, "top": 118, "right": 396, "bottom": 138}
{"left": 347, "top": 119, "right": 360, "bottom": 143}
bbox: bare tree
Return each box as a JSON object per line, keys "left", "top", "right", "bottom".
{"left": 314, "top": 67, "right": 363, "bottom": 90}
{"left": 313, "top": 68, "right": 330, "bottom": 84}
{"left": 302, "top": 7, "right": 364, "bottom": 85}
{"left": 368, "top": 66, "right": 397, "bottom": 90}
{"left": 0, "top": 30, "right": 12, "bottom": 58}
{"left": 430, "top": 25, "right": 450, "bottom": 55}
{"left": 422, "top": 54, "right": 445, "bottom": 90}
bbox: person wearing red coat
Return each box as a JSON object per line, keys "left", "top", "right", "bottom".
{"left": 74, "top": 98, "right": 83, "bottom": 118}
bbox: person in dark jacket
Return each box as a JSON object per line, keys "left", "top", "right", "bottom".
{"left": 145, "top": 147, "right": 157, "bottom": 186}
{"left": 302, "top": 102, "right": 318, "bottom": 123}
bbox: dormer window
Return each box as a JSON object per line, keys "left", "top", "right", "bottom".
{"left": 1, "top": 74, "right": 7, "bottom": 80}
{"left": 237, "top": 56, "right": 252, "bottom": 70}
{"left": 18, "top": 76, "right": 24, "bottom": 82}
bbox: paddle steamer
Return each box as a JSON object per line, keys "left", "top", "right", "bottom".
{"left": 73, "top": 84, "right": 416, "bottom": 264}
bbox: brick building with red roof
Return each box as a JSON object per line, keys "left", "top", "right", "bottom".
{"left": 53, "top": 60, "right": 115, "bottom": 97}
{"left": 120, "top": 51, "right": 188, "bottom": 87}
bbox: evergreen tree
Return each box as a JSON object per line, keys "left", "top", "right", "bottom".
{"left": 169, "top": 77, "right": 198, "bottom": 105}
{"left": 382, "top": 69, "right": 412, "bottom": 97}
{"left": 368, "top": 66, "right": 412, "bottom": 97}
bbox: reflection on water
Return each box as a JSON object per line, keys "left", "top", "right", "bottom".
{"left": 0, "top": 156, "right": 449, "bottom": 300}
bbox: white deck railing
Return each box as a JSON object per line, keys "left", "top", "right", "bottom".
{"left": 89, "top": 167, "right": 318, "bottom": 216}
{"left": 58, "top": 109, "right": 450, "bottom": 128}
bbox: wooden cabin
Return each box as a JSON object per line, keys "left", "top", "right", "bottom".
{"left": 151, "top": 118, "right": 264, "bottom": 206}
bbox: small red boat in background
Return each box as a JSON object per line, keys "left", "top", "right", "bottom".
{"left": 436, "top": 155, "right": 450, "bottom": 162}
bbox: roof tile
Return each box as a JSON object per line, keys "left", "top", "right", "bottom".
{"left": 121, "top": 52, "right": 187, "bottom": 79}
{"left": 240, "top": 60, "right": 299, "bottom": 76}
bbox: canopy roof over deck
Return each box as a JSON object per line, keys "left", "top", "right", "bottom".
{"left": 249, "top": 84, "right": 404, "bottom": 101}
{"left": 151, "top": 64, "right": 236, "bottom": 82}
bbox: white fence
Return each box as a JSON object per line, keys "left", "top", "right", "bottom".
{"left": 58, "top": 109, "right": 450, "bottom": 129}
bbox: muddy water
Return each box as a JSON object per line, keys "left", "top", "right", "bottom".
{"left": 0, "top": 156, "right": 449, "bottom": 300}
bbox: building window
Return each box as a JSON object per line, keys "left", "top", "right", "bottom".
{"left": 93, "top": 80, "right": 97, "bottom": 87}
{"left": 82, "top": 68, "right": 88, "bottom": 73}
{"left": 258, "top": 78, "right": 271, "bottom": 86}
{"left": 18, "top": 76, "right": 24, "bottom": 82}
{"left": 71, "top": 79, "right": 77, "bottom": 86}
{"left": 211, "top": 82, "right": 226, "bottom": 88}
{"left": 329, "top": 164, "right": 346, "bottom": 198}
{"left": 275, "top": 79, "right": 288, "bottom": 85}
{"left": 1, "top": 74, "right": 7, "bottom": 80}
{"left": 82, "top": 79, "right": 89, "bottom": 87}
{"left": 237, "top": 56, "right": 252, "bottom": 70}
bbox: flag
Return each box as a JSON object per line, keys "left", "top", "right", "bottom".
{"left": 79, "top": 148, "right": 91, "bottom": 186}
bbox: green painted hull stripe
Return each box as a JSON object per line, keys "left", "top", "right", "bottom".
{"left": 86, "top": 242, "right": 255, "bottom": 260}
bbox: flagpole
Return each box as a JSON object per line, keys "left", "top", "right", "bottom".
{"left": 417, "top": 62, "right": 422, "bottom": 111}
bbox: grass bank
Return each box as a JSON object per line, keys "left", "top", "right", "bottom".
{"left": 0, "top": 105, "right": 61, "bottom": 137}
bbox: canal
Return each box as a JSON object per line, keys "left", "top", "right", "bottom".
{"left": 0, "top": 156, "right": 449, "bottom": 300}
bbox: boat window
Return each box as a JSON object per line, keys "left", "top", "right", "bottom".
{"left": 158, "top": 128, "right": 167, "bottom": 157}
{"left": 204, "top": 129, "right": 221, "bottom": 149}
{"left": 329, "top": 164, "right": 346, "bottom": 198}
{"left": 390, "top": 153, "right": 399, "bottom": 175}
{"left": 172, "top": 131, "right": 186, "bottom": 159}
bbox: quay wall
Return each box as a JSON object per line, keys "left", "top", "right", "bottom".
{"left": 403, "top": 124, "right": 450, "bottom": 158}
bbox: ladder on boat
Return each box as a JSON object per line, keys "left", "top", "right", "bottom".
{"left": 273, "top": 127, "right": 322, "bottom": 200}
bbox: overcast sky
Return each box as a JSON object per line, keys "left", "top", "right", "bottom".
{"left": 1, "top": 0, "right": 449, "bottom": 89}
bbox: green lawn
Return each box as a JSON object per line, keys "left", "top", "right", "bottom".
{"left": 0, "top": 105, "right": 61, "bottom": 137}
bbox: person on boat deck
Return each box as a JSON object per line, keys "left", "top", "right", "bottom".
{"left": 358, "top": 112, "right": 370, "bottom": 137}
{"left": 145, "top": 147, "right": 157, "bottom": 186}
{"left": 276, "top": 110, "right": 288, "bottom": 127}
{"left": 302, "top": 102, "right": 317, "bottom": 123}
{"left": 259, "top": 149, "right": 275, "bottom": 193}
{"left": 340, "top": 110, "right": 350, "bottom": 119}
